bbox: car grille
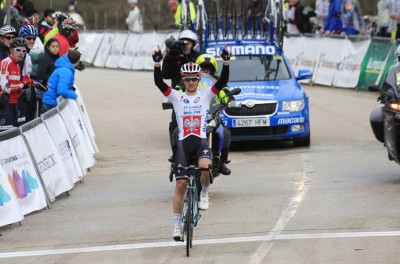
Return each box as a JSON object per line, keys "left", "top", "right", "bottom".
{"left": 230, "top": 126, "right": 288, "bottom": 137}
{"left": 224, "top": 102, "right": 277, "bottom": 116}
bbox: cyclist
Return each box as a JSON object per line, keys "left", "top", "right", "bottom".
{"left": 0, "top": 25, "right": 18, "bottom": 60}
{"left": 195, "top": 54, "right": 232, "bottom": 175}
{"left": 153, "top": 44, "right": 231, "bottom": 241}
{"left": 162, "top": 29, "right": 202, "bottom": 161}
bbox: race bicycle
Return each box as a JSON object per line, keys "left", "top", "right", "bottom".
{"left": 174, "top": 164, "right": 212, "bottom": 257}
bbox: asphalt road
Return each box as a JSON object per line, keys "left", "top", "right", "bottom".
{"left": 0, "top": 68, "right": 399, "bottom": 264}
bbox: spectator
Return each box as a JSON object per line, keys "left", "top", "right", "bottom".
{"left": 174, "top": 0, "right": 196, "bottom": 27}
{"left": 37, "top": 38, "right": 59, "bottom": 115}
{"left": 320, "top": 0, "right": 343, "bottom": 36}
{"left": 0, "top": 25, "right": 17, "bottom": 60}
{"left": 41, "top": 49, "right": 80, "bottom": 113}
{"left": 19, "top": 24, "right": 43, "bottom": 122}
{"left": 126, "top": 0, "right": 143, "bottom": 33}
{"left": 388, "top": 0, "right": 400, "bottom": 39}
{"left": 376, "top": 0, "right": 391, "bottom": 37}
{"left": 25, "top": 8, "right": 40, "bottom": 21}
{"left": 0, "top": 37, "right": 32, "bottom": 128}
{"left": 0, "top": 4, "right": 24, "bottom": 31}
{"left": 54, "top": 19, "right": 76, "bottom": 56}
{"left": 38, "top": 9, "right": 55, "bottom": 43}
{"left": 341, "top": 0, "right": 363, "bottom": 36}
{"left": 67, "top": 3, "right": 85, "bottom": 30}
{"left": 315, "top": 0, "right": 330, "bottom": 31}
{"left": 285, "top": 0, "right": 312, "bottom": 34}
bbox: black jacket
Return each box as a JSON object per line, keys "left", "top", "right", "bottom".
{"left": 37, "top": 49, "right": 59, "bottom": 85}
{"left": 0, "top": 92, "right": 10, "bottom": 109}
{"left": 288, "top": 2, "right": 312, "bottom": 34}
{"left": 161, "top": 50, "right": 202, "bottom": 89}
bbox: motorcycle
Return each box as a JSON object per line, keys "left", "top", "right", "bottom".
{"left": 369, "top": 81, "right": 400, "bottom": 164}
{"left": 206, "top": 88, "right": 241, "bottom": 178}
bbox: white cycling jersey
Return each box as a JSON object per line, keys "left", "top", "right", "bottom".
{"left": 166, "top": 87, "right": 218, "bottom": 140}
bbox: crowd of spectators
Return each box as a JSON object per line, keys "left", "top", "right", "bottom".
{"left": 283, "top": 0, "right": 400, "bottom": 39}
{"left": 0, "top": 0, "right": 83, "bottom": 133}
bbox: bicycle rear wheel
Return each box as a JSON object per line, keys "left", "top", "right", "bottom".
{"left": 186, "top": 188, "right": 193, "bottom": 257}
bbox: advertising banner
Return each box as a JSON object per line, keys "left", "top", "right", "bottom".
{"left": 118, "top": 33, "right": 142, "bottom": 70}
{"left": 105, "top": 32, "right": 128, "bottom": 69}
{"left": 43, "top": 112, "right": 84, "bottom": 183}
{"left": 93, "top": 33, "right": 115, "bottom": 68}
{"left": 132, "top": 32, "right": 167, "bottom": 70}
{"left": 332, "top": 39, "right": 371, "bottom": 88}
{"left": 78, "top": 32, "right": 104, "bottom": 64}
{"left": 0, "top": 165, "right": 24, "bottom": 227}
{"left": 313, "top": 37, "right": 347, "bottom": 86}
{"left": 74, "top": 87, "right": 96, "bottom": 144}
{"left": 0, "top": 134, "right": 47, "bottom": 214}
{"left": 60, "top": 103, "right": 96, "bottom": 170}
{"left": 22, "top": 123, "right": 74, "bottom": 201}
{"left": 358, "top": 39, "right": 394, "bottom": 89}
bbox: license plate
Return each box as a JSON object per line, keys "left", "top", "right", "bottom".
{"left": 232, "top": 118, "right": 269, "bottom": 127}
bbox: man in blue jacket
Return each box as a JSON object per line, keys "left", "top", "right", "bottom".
{"left": 320, "top": 0, "right": 343, "bottom": 36}
{"left": 41, "top": 49, "right": 80, "bottom": 113}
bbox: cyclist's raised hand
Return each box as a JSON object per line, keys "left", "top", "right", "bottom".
{"left": 152, "top": 45, "right": 163, "bottom": 63}
{"left": 219, "top": 44, "right": 231, "bottom": 62}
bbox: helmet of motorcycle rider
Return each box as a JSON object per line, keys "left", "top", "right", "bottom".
{"left": 178, "top": 29, "right": 198, "bottom": 47}
{"left": 196, "top": 54, "right": 218, "bottom": 76}
{"left": 180, "top": 62, "right": 202, "bottom": 77}
{"left": 396, "top": 45, "right": 400, "bottom": 63}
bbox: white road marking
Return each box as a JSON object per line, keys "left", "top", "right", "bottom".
{"left": 0, "top": 231, "right": 400, "bottom": 259}
{"left": 248, "top": 154, "right": 313, "bottom": 264}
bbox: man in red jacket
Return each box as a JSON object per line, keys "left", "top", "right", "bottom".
{"left": 0, "top": 37, "right": 33, "bottom": 128}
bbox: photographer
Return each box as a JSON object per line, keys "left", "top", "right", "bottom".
{"left": 162, "top": 29, "right": 202, "bottom": 161}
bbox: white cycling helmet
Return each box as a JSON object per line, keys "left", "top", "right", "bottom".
{"left": 178, "top": 29, "right": 198, "bottom": 46}
{"left": 180, "top": 62, "right": 202, "bottom": 76}
{"left": 0, "top": 25, "right": 17, "bottom": 36}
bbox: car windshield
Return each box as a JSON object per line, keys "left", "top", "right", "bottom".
{"left": 216, "top": 55, "right": 291, "bottom": 82}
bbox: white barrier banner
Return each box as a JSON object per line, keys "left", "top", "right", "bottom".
{"left": 23, "top": 123, "right": 74, "bottom": 201}
{"left": 283, "top": 36, "right": 310, "bottom": 73}
{"left": 105, "top": 33, "right": 128, "bottom": 69}
{"left": 44, "top": 113, "right": 84, "bottom": 183}
{"left": 93, "top": 33, "right": 115, "bottom": 68}
{"left": 332, "top": 39, "right": 371, "bottom": 88}
{"left": 68, "top": 100, "right": 97, "bottom": 155}
{"left": 118, "top": 33, "right": 142, "bottom": 70}
{"left": 78, "top": 32, "right": 104, "bottom": 64}
{"left": 0, "top": 135, "right": 47, "bottom": 214}
{"left": 313, "top": 38, "right": 347, "bottom": 86}
{"left": 60, "top": 103, "right": 96, "bottom": 170}
{"left": 74, "top": 87, "right": 96, "bottom": 143}
{"left": 132, "top": 32, "right": 167, "bottom": 70}
{"left": 0, "top": 165, "right": 24, "bottom": 227}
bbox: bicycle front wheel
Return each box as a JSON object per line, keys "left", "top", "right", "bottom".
{"left": 186, "top": 188, "right": 193, "bottom": 257}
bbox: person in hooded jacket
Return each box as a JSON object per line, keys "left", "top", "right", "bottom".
{"left": 37, "top": 38, "right": 59, "bottom": 116}
{"left": 41, "top": 49, "right": 80, "bottom": 113}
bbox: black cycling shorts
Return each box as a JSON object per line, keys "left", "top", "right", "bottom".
{"left": 175, "top": 135, "right": 213, "bottom": 180}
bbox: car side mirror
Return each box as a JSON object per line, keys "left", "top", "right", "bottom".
{"left": 368, "top": 84, "right": 380, "bottom": 92}
{"left": 296, "top": 69, "right": 313, "bottom": 80}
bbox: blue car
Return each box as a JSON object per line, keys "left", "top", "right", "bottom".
{"left": 206, "top": 41, "right": 312, "bottom": 146}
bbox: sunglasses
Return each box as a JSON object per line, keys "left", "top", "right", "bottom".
{"left": 14, "top": 48, "right": 27, "bottom": 53}
{"left": 3, "top": 36, "right": 14, "bottom": 40}
{"left": 183, "top": 77, "right": 200, "bottom": 82}
{"left": 25, "top": 36, "right": 36, "bottom": 41}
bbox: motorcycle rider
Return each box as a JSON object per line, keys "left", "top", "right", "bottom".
{"left": 382, "top": 45, "right": 400, "bottom": 91}
{"left": 153, "top": 44, "right": 231, "bottom": 241}
{"left": 195, "top": 54, "right": 232, "bottom": 175}
{"left": 162, "top": 29, "right": 202, "bottom": 161}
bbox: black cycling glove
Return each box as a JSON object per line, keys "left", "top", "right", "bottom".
{"left": 220, "top": 48, "right": 231, "bottom": 62}
{"left": 152, "top": 50, "right": 163, "bottom": 63}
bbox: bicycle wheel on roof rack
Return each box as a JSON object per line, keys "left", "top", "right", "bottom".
{"left": 238, "top": 0, "right": 247, "bottom": 38}
{"left": 197, "top": 4, "right": 205, "bottom": 52}
{"left": 210, "top": 0, "right": 218, "bottom": 40}
{"left": 275, "top": 0, "right": 284, "bottom": 49}
{"left": 221, "top": 0, "right": 228, "bottom": 38}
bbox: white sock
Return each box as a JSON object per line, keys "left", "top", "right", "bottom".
{"left": 173, "top": 213, "right": 181, "bottom": 225}
{"left": 201, "top": 186, "right": 208, "bottom": 195}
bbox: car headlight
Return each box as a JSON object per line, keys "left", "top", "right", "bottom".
{"left": 282, "top": 99, "right": 305, "bottom": 112}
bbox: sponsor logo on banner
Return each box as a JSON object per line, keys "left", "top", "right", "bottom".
{"left": 36, "top": 154, "right": 57, "bottom": 174}
{"left": 366, "top": 58, "right": 384, "bottom": 74}
{"left": 278, "top": 116, "right": 305, "bottom": 125}
{"left": 206, "top": 45, "right": 276, "bottom": 56}
{"left": 182, "top": 115, "right": 201, "bottom": 137}
{"left": 337, "top": 55, "right": 359, "bottom": 72}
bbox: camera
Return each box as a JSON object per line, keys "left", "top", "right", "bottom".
{"left": 165, "top": 36, "right": 188, "bottom": 59}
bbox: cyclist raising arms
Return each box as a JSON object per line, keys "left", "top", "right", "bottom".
{"left": 152, "top": 45, "right": 231, "bottom": 241}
